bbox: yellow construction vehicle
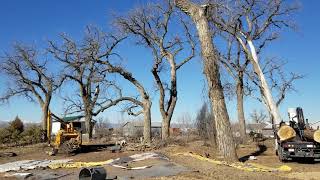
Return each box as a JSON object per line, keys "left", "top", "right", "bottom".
{"left": 47, "top": 111, "right": 89, "bottom": 155}
{"left": 46, "top": 111, "right": 117, "bottom": 155}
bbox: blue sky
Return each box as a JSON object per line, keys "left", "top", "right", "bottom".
{"left": 0, "top": 0, "right": 319, "bottom": 124}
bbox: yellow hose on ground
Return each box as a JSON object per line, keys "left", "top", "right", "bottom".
{"left": 173, "top": 152, "right": 291, "bottom": 172}
{"left": 48, "top": 159, "right": 114, "bottom": 169}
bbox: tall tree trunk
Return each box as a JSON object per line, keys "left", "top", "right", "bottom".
{"left": 175, "top": 0, "right": 238, "bottom": 161}
{"left": 85, "top": 109, "right": 93, "bottom": 138}
{"left": 247, "top": 40, "right": 282, "bottom": 126}
{"left": 161, "top": 107, "right": 175, "bottom": 140}
{"left": 162, "top": 117, "right": 170, "bottom": 140}
{"left": 143, "top": 100, "right": 152, "bottom": 144}
{"left": 41, "top": 102, "right": 50, "bottom": 142}
{"left": 205, "top": 56, "right": 238, "bottom": 161}
{"left": 153, "top": 54, "right": 178, "bottom": 141}
{"left": 236, "top": 74, "right": 246, "bottom": 140}
{"left": 161, "top": 95, "right": 177, "bottom": 140}
{"left": 41, "top": 94, "right": 52, "bottom": 143}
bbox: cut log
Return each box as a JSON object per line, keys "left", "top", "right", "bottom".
{"left": 277, "top": 125, "right": 296, "bottom": 141}
{"left": 314, "top": 130, "right": 320, "bottom": 143}
{"left": 304, "top": 129, "right": 320, "bottom": 143}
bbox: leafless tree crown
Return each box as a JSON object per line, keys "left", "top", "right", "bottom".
{"left": 1, "top": 44, "right": 60, "bottom": 106}
{"left": 47, "top": 27, "right": 130, "bottom": 117}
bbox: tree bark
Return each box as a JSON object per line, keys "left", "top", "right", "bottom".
{"left": 41, "top": 95, "right": 52, "bottom": 143}
{"left": 175, "top": 0, "right": 238, "bottom": 161}
{"left": 143, "top": 100, "right": 152, "bottom": 144}
{"left": 41, "top": 102, "right": 50, "bottom": 142}
{"left": 162, "top": 117, "right": 170, "bottom": 140}
{"left": 162, "top": 118, "right": 170, "bottom": 140}
{"left": 160, "top": 89, "right": 177, "bottom": 140}
{"left": 85, "top": 111, "right": 93, "bottom": 138}
{"left": 205, "top": 56, "right": 238, "bottom": 161}
{"left": 236, "top": 74, "right": 246, "bottom": 140}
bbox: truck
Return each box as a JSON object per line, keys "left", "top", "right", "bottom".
{"left": 276, "top": 107, "right": 320, "bottom": 162}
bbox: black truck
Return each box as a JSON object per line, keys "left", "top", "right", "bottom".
{"left": 276, "top": 107, "right": 320, "bottom": 162}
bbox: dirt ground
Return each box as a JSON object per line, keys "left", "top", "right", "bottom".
{"left": 0, "top": 139, "right": 320, "bottom": 180}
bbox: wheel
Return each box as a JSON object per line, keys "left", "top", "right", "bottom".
{"left": 278, "top": 147, "right": 287, "bottom": 162}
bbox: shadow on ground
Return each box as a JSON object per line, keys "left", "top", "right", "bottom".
{"left": 61, "top": 144, "right": 119, "bottom": 156}
{"left": 239, "top": 144, "right": 267, "bottom": 162}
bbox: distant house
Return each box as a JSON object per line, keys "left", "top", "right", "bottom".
{"left": 122, "top": 121, "right": 162, "bottom": 137}
{"left": 246, "top": 122, "right": 274, "bottom": 138}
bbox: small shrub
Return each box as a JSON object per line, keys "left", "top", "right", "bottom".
{"left": 0, "top": 128, "right": 11, "bottom": 144}
{"left": 0, "top": 121, "right": 42, "bottom": 146}
{"left": 21, "top": 125, "right": 42, "bottom": 144}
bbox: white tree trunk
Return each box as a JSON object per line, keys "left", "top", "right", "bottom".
{"left": 247, "top": 40, "right": 282, "bottom": 125}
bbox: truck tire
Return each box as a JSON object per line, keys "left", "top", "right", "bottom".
{"left": 278, "top": 147, "right": 287, "bottom": 162}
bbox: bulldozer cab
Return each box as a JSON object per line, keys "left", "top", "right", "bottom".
{"left": 62, "top": 121, "right": 83, "bottom": 133}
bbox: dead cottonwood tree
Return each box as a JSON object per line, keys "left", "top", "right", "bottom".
{"left": 115, "top": 1, "right": 195, "bottom": 140}
{"left": 67, "top": 29, "right": 155, "bottom": 144}
{"left": 97, "top": 57, "right": 153, "bottom": 144}
{"left": 175, "top": 0, "right": 238, "bottom": 161}
{"left": 48, "top": 27, "right": 135, "bottom": 138}
{"left": 1, "top": 44, "right": 61, "bottom": 141}
{"left": 210, "top": 0, "right": 299, "bottom": 126}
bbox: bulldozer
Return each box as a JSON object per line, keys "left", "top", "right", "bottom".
{"left": 46, "top": 111, "right": 118, "bottom": 155}
{"left": 46, "top": 111, "right": 90, "bottom": 155}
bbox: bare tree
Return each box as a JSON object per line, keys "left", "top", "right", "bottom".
{"left": 48, "top": 27, "right": 134, "bottom": 138}
{"left": 220, "top": 36, "right": 250, "bottom": 140}
{"left": 263, "top": 59, "right": 303, "bottom": 108}
{"left": 175, "top": 0, "right": 238, "bottom": 161}
{"left": 250, "top": 109, "right": 268, "bottom": 124}
{"left": 97, "top": 59, "right": 153, "bottom": 144}
{"left": 1, "top": 44, "right": 61, "bottom": 141}
{"left": 246, "top": 58, "right": 303, "bottom": 120}
{"left": 115, "top": 1, "right": 195, "bottom": 140}
{"left": 210, "top": 0, "right": 299, "bottom": 126}
{"left": 95, "top": 117, "right": 111, "bottom": 138}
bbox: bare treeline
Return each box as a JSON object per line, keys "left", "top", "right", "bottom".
{"left": 0, "top": 0, "right": 302, "bottom": 162}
